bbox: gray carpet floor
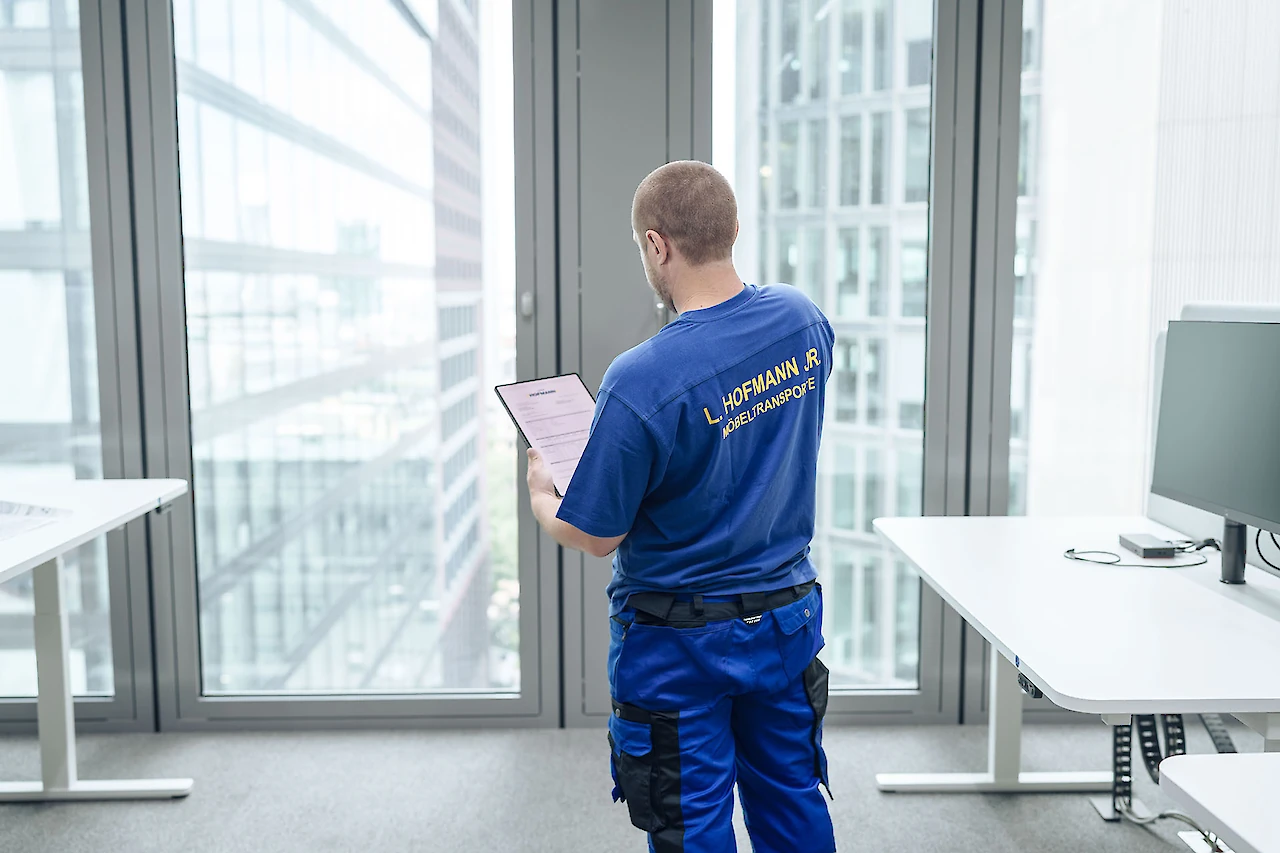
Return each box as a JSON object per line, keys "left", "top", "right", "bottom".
{"left": 0, "top": 720, "right": 1260, "bottom": 852}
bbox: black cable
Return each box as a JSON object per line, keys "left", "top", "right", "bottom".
{"left": 1172, "top": 538, "right": 1220, "bottom": 553}
{"left": 1199, "top": 713, "right": 1238, "bottom": 754}
{"left": 1063, "top": 549, "right": 1208, "bottom": 568}
{"left": 1257, "top": 528, "right": 1280, "bottom": 572}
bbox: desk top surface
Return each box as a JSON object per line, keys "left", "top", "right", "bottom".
{"left": 1160, "top": 754, "right": 1280, "bottom": 853}
{"left": 875, "top": 515, "right": 1280, "bottom": 713}
{"left": 0, "top": 479, "right": 187, "bottom": 585}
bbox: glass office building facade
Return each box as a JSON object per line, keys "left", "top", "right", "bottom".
{"left": 732, "top": 0, "right": 934, "bottom": 690}
{"left": 0, "top": 0, "right": 112, "bottom": 697}
{"left": 171, "top": 0, "right": 507, "bottom": 694}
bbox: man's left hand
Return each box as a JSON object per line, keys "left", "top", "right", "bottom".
{"left": 526, "top": 448, "right": 557, "bottom": 498}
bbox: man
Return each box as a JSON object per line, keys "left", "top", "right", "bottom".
{"left": 525, "top": 160, "right": 836, "bottom": 853}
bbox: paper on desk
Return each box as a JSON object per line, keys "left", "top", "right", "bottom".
{"left": 0, "top": 501, "right": 70, "bottom": 542}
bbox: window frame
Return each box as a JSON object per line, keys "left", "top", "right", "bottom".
{"left": 128, "top": 0, "right": 560, "bottom": 729}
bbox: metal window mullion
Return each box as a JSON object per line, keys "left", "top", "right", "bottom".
{"left": 962, "top": 0, "right": 1031, "bottom": 725}
{"left": 984, "top": 0, "right": 1023, "bottom": 521}
{"left": 523, "top": 0, "right": 563, "bottom": 727}
{"left": 966, "top": 0, "right": 1004, "bottom": 517}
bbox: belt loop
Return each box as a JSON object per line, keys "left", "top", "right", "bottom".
{"left": 692, "top": 594, "right": 704, "bottom": 616}
{"left": 791, "top": 585, "right": 801, "bottom": 599}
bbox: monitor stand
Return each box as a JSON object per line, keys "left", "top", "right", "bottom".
{"left": 1220, "top": 519, "right": 1247, "bottom": 584}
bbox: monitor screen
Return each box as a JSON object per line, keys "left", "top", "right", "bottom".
{"left": 1151, "top": 320, "right": 1280, "bottom": 534}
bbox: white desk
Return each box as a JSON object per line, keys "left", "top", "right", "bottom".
{"left": 0, "top": 479, "right": 193, "bottom": 802}
{"left": 1160, "top": 754, "right": 1280, "bottom": 853}
{"left": 874, "top": 516, "right": 1280, "bottom": 798}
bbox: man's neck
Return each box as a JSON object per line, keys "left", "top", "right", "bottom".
{"left": 672, "top": 264, "right": 744, "bottom": 314}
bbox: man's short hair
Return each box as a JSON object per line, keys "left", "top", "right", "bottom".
{"left": 631, "top": 161, "right": 738, "bottom": 266}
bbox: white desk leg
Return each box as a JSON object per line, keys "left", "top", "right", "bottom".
{"left": 1233, "top": 713, "right": 1280, "bottom": 753}
{"left": 0, "top": 558, "right": 192, "bottom": 803}
{"left": 877, "top": 646, "right": 1113, "bottom": 793}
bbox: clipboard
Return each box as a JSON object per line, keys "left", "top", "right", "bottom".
{"left": 495, "top": 373, "right": 597, "bottom": 498}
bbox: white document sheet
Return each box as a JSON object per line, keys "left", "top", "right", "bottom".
{"left": 496, "top": 374, "right": 597, "bottom": 497}
{"left": 0, "top": 501, "right": 70, "bottom": 543}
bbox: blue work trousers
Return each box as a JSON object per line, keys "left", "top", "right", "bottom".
{"left": 607, "top": 584, "right": 835, "bottom": 853}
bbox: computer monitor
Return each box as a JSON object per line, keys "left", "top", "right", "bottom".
{"left": 1150, "top": 320, "right": 1280, "bottom": 583}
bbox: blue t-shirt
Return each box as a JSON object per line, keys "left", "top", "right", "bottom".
{"left": 556, "top": 283, "right": 835, "bottom": 614}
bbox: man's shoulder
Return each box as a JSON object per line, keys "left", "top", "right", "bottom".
{"left": 600, "top": 336, "right": 666, "bottom": 401}
{"left": 754, "top": 283, "right": 828, "bottom": 324}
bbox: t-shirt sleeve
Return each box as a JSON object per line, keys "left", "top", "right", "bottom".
{"left": 821, "top": 316, "right": 836, "bottom": 381}
{"left": 555, "top": 390, "right": 657, "bottom": 538}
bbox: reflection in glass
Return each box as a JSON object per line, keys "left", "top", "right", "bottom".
{"left": 173, "top": 0, "right": 517, "bottom": 694}
{"left": 0, "top": 0, "right": 112, "bottom": 698}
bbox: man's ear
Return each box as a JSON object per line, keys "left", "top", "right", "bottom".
{"left": 646, "top": 229, "right": 671, "bottom": 264}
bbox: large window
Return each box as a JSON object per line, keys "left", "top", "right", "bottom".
{"left": 719, "top": 0, "right": 932, "bottom": 691}
{"left": 171, "top": 0, "right": 517, "bottom": 695}
{"left": 1007, "top": 0, "right": 1280, "bottom": 519}
{"left": 0, "top": 0, "right": 112, "bottom": 697}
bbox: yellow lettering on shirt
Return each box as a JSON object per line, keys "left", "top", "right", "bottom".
{"left": 711, "top": 347, "right": 824, "bottom": 438}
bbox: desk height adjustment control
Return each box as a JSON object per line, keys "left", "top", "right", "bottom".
{"left": 1017, "top": 672, "right": 1043, "bottom": 699}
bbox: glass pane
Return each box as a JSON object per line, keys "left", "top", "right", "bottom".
{"left": 805, "top": 0, "right": 828, "bottom": 100}
{"left": 871, "top": 0, "right": 890, "bottom": 90}
{"left": 835, "top": 226, "right": 859, "bottom": 316}
{"left": 903, "top": 107, "right": 929, "bottom": 203}
{"left": 900, "top": 237, "right": 926, "bottom": 317}
{"left": 802, "top": 226, "right": 825, "bottom": 303}
{"left": 806, "top": 118, "right": 827, "bottom": 208}
{"left": 1009, "top": 0, "right": 1280, "bottom": 518}
{"left": 838, "top": 115, "right": 861, "bottom": 206}
{"left": 869, "top": 110, "right": 888, "bottom": 204}
{"left": 778, "top": 120, "right": 799, "bottom": 208}
{"left": 0, "top": 1, "right": 112, "bottom": 697}
{"left": 174, "top": 0, "right": 518, "bottom": 694}
{"left": 840, "top": 2, "right": 863, "bottom": 95}
{"left": 719, "top": 0, "right": 932, "bottom": 691}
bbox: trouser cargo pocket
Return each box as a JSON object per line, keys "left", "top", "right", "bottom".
{"left": 802, "top": 656, "right": 833, "bottom": 798}
{"left": 609, "top": 702, "right": 662, "bottom": 832}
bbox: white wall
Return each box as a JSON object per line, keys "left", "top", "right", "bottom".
{"left": 1026, "top": 0, "right": 1165, "bottom": 516}
{"left": 1026, "top": 0, "right": 1280, "bottom": 518}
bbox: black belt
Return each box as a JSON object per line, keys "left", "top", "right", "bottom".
{"left": 626, "top": 581, "right": 816, "bottom": 629}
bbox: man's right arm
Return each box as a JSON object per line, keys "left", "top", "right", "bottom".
{"left": 526, "top": 450, "right": 626, "bottom": 558}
